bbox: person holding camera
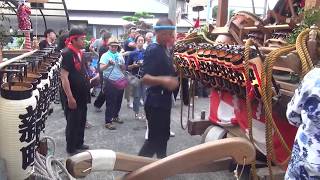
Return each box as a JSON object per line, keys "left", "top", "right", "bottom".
{"left": 127, "top": 35, "right": 146, "bottom": 120}
{"left": 99, "top": 37, "right": 126, "bottom": 130}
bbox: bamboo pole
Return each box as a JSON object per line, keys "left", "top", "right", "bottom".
{"left": 0, "top": 50, "right": 37, "bottom": 70}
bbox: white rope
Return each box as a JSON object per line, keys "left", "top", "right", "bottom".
{"left": 30, "top": 136, "right": 75, "bottom": 180}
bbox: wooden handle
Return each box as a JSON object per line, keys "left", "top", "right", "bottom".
{"left": 66, "top": 151, "right": 155, "bottom": 178}
{"left": 66, "top": 137, "right": 255, "bottom": 179}
{"left": 124, "top": 137, "right": 255, "bottom": 180}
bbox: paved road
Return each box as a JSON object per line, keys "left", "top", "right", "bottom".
{"left": 46, "top": 95, "right": 236, "bottom": 180}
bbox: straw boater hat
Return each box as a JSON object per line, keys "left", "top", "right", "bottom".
{"left": 108, "top": 37, "right": 120, "bottom": 46}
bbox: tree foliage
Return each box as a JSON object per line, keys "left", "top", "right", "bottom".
{"left": 212, "top": 5, "right": 218, "bottom": 19}
{"left": 122, "top": 12, "right": 154, "bottom": 24}
{"left": 286, "top": 8, "right": 320, "bottom": 44}
{"left": 0, "top": 2, "right": 12, "bottom": 47}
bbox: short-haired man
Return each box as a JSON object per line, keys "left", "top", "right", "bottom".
{"left": 143, "top": 32, "right": 154, "bottom": 49}
{"left": 60, "top": 28, "right": 90, "bottom": 155}
{"left": 138, "top": 18, "right": 178, "bottom": 158}
{"left": 124, "top": 27, "right": 137, "bottom": 52}
{"left": 39, "top": 29, "right": 56, "bottom": 50}
{"left": 90, "top": 29, "right": 108, "bottom": 56}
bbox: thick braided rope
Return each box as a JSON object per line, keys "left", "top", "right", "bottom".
{"left": 261, "top": 45, "right": 296, "bottom": 179}
{"left": 301, "top": 30, "right": 313, "bottom": 69}
{"left": 296, "top": 29, "right": 313, "bottom": 76}
{"left": 243, "top": 39, "right": 257, "bottom": 180}
{"left": 260, "top": 44, "right": 280, "bottom": 180}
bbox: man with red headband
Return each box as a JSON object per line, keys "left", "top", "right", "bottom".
{"left": 60, "top": 28, "right": 90, "bottom": 155}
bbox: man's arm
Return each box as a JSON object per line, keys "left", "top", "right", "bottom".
{"left": 142, "top": 74, "right": 178, "bottom": 91}
{"left": 89, "top": 40, "right": 99, "bottom": 56}
{"left": 127, "top": 52, "right": 139, "bottom": 70}
{"left": 60, "top": 68, "right": 77, "bottom": 109}
{"left": 128, "top": 41, "right": 136, "bottom": 48}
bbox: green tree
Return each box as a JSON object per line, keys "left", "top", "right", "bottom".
{"left": 122, "top": 12, "right": 154, "bottom": 25}
{"left": 122, "top": 12, "right": 154, "bottom": 38}
{"left": 212, "top": 5, "right": 218, "bottom": 19}
{"left": 229, "top": 9, "right": 235, "bottom": 19}
{"left": 0, "top": 2, "right": 13, "bottom": 61}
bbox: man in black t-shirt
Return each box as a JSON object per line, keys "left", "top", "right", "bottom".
{"left": 60, "top": 28, "right": 90, "bottom": 155}
{"left": 138, "top": 18, "right": 178, "bottom": 158}
{"left": 39, "top": 29, "right": 56, "bottom": 50}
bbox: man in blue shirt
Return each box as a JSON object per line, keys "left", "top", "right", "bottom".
{"left": 138, "top": 18, "right": 178, "bottom": 158}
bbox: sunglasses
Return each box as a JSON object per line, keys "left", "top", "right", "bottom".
{"left": 110, "top": 45, "right": 119, "bottom": 48}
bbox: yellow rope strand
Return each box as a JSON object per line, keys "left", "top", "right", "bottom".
{"left": 296, "top": 29, "right": 313, "bottom": 76}
{"left": 261, "top": 44, "right": 296, "bottom": 179}
{"left": 244, "top": 39, "right": 257, "bottom": 180}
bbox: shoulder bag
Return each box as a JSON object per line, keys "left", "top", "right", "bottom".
{"left": 105, "top": 65, "right": 128, "bottom": 90}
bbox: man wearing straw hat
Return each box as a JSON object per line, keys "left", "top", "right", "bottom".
{"left": 138, "top": 18, "right": 179, "bottom": 158}
{"left": 60, "top": 28, "right": 90, "bottom": 155}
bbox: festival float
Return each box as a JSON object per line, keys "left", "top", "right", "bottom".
{"left": 173, "top": 0, "right": 320, "bottom": 179}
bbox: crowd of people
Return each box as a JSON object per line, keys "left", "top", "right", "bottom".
{"left": 40, "top": 18, "right": 187, "bottom": 159}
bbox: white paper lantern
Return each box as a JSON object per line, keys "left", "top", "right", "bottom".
{"left": 0, "top": 82, "right": 37, "bottom": 180}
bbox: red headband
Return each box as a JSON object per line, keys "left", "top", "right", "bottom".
{"left": 65, "top": 34, "right": 86, "bottom": 46}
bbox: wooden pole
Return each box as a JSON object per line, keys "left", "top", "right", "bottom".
{"left": 216, "top": 0, "right": 228, "bottom": 27}
{"left": 263, "top": 0, "right": 268, "bottom": 17}
{"left": 251, "top": 0, "right": 256, "bottom": 14}
{"left": 169, "top": 0, "right": 177, "bottom": 24}
{"left": 0, "top": 45, "right": 3, "bottom": 63}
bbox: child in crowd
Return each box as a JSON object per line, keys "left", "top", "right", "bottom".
{"left": 83, "top": 53, "right": 100, "bottom": 128}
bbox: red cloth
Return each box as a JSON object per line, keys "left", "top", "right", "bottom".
{"left": 209, "top": 89, "right": 297, "bottom": 168}
{"left": 17, "top": 3, "right": 31, "bottom": 30}
{"left": 194, "top": 18, "right": 200, "bottom": 28}
{"left": 67, "top": 44, "right": 83, "bottom": 72}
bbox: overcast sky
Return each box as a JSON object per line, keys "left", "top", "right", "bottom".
{"left": 189, "top": 0, "right": 280, "bottom": 20}
{"left": 212, "top": 0, "right": 278, "bottom": 13}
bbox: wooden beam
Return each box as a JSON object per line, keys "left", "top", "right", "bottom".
{"left": 305, "top": 0, "right": 320, "bottom": 10}
{"left": 28, "top": 0, "right": 48, "bottom": 3}
{"left": 0, "top": 50, "right": 37, "bottom": 70}
{"left": 216, "top": 0, "right": 228, "bottom": 27}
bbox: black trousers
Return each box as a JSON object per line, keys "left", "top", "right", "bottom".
{"left": 94, "top": 71, "right": 106, "bottom": 108}
{"left": 173, "top": 77, "right": 189, "bottom": 105}
{"left": 93, "top": 90, "right": 106, "bottom": 108}
{"left": 138, "top": 105, "right": 171, "bottom": 158}
{"left": 65, "top": 104, "right": 87, "bottom": 153}
{"left": 104, "top": 80, "right": 124, "bottom": 123}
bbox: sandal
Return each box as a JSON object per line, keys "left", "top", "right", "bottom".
{"left": 112, "top": 117, "right": 123, "bottom": 124}
{"left": 105, "top": 123, "right": 116, "bottom": 130}
{"left": 85, "top": 122, "right": 92, "bottom": 129}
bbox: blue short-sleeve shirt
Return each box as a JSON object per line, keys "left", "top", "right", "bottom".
{"left": 142, "top": 43, "right": 175, "bottom": 109}
{"left": 100, "top": 50, "right": 125, "bottom": 81}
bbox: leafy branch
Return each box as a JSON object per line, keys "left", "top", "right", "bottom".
{"left": 286, "top": 8, "right": 320, "bottom": 44}
{"left": 0, "top": 1, "right": 12, "bottom": 47}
